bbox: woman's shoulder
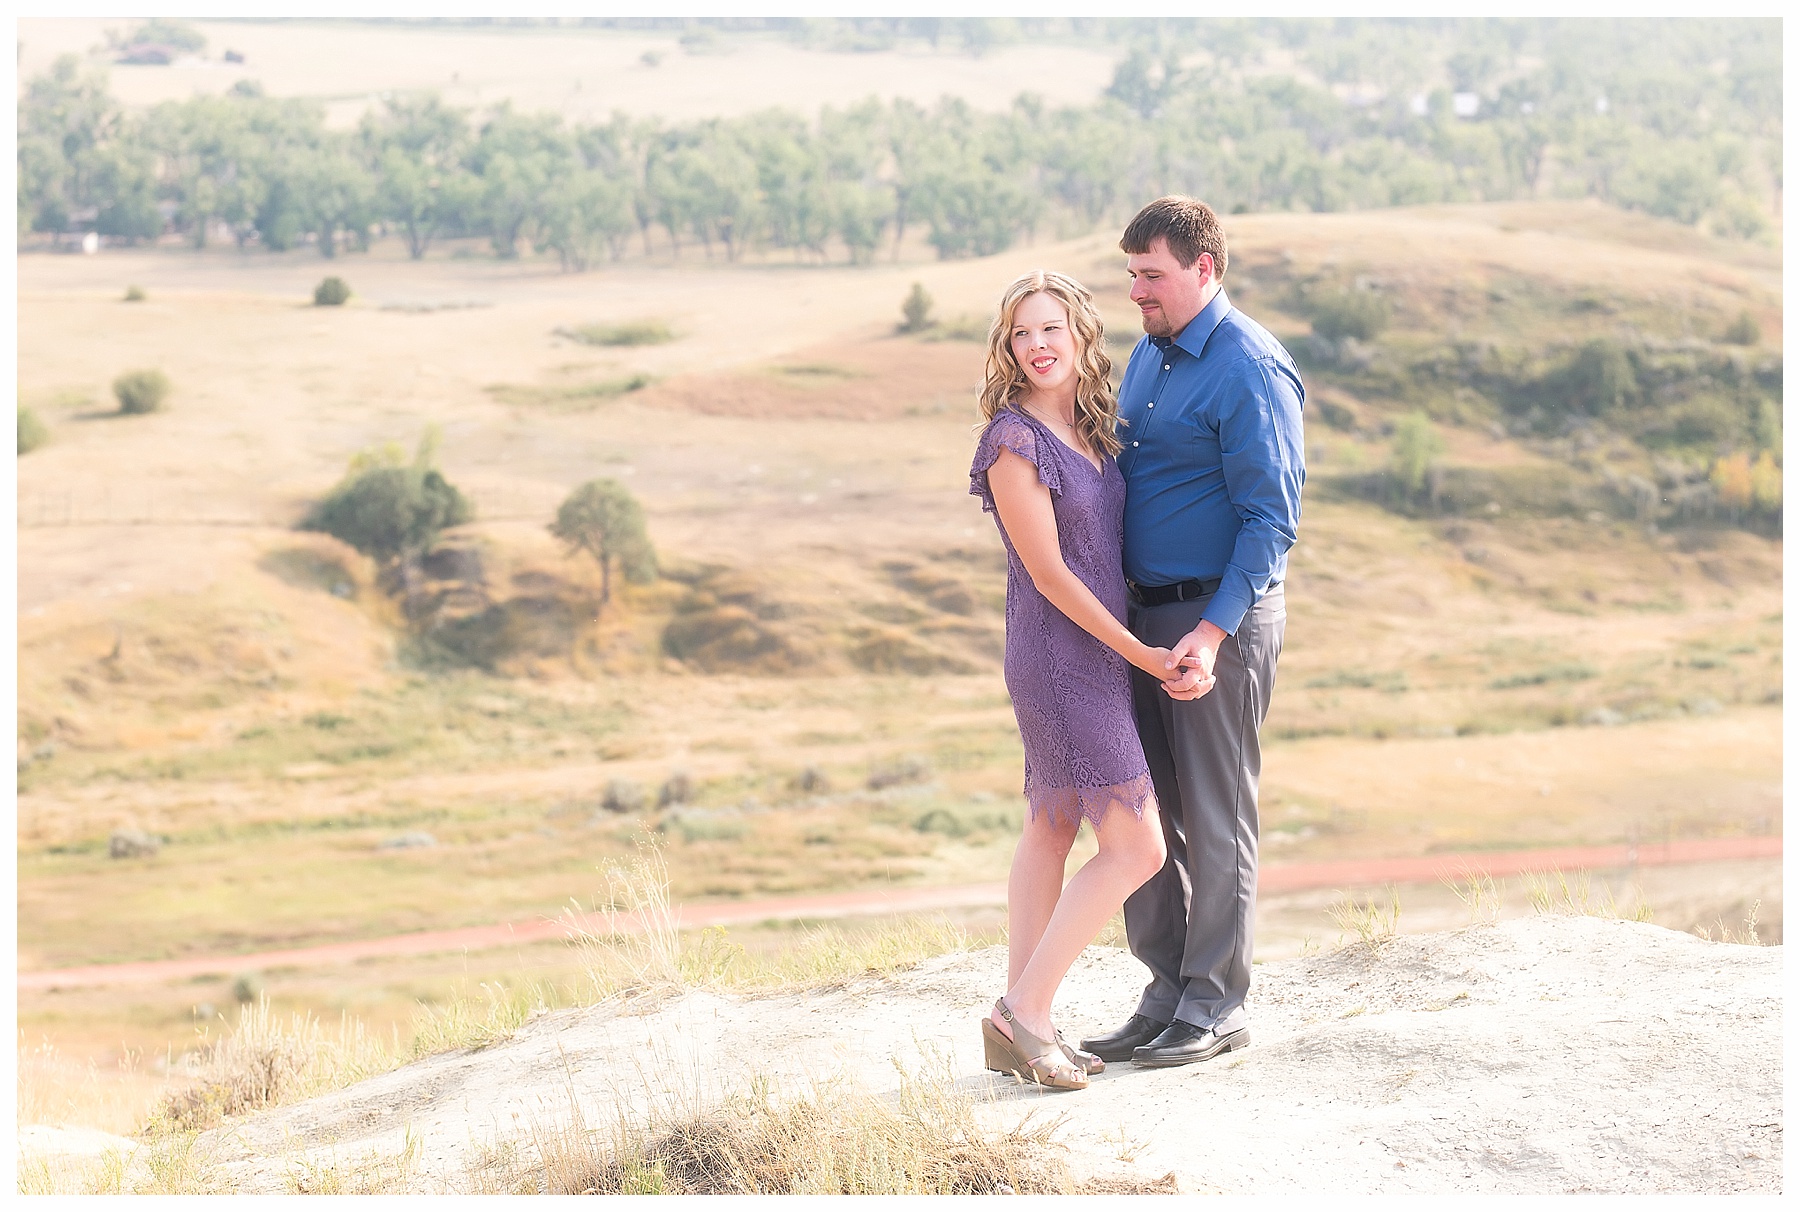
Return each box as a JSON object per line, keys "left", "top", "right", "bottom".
{"left": 972, "top": 406, "right": 1062, "bottom": 498}
{"left": 975, "top": 407, "right": 1048, "bottom": 460}
{"left": 979, "top": 404, "right": 1035, "bottom": 436}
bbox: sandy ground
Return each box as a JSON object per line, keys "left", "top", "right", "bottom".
{"left": 23, "top": 916, "right": 1778, "bottom": 1194}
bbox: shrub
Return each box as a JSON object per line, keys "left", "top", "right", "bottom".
{"left": 18, "top": 407, "right": 49, "bottom": 454}
{"left": 1316, "top": 396, "right": 1361, "bottom": 431}
{"left": 124, "top": 284, "right": 146, "bottom": 302}
{"left": 556, "top": 320, "right": 674, "bottom": 347}
{"left": 900, "top": 282, "right": 935, "bottom": 333}
{"left": 108, "top": 828, "right": 161, "bottom": 858}
{"left": 1389, "top": 411, "right": 1445, "bottom": 501}
{"left": 1559, "top": 338, "right": 1638, "bottom": 415}
{"left": 1721, "top": 310, "right": 1761, "bottom": 346}
{"left": 313, "top": 276, "right": 351, "bottom": 306}
{"left": 549, "top": 478, "right": 657, "bottom": 606}
{"left": 113, "top": 368, "right": 170, "bottom": 414}
{"left": 658, "top": 772, "right": 694, "bottom": 807}
{"left": 867, "top": 755, "right": 931, "bottom": 790}
{"left": 603, "top": 778, "right": 647, "bottom": 814}
{"left": 1308, "top": 289, "right": 1390, "bottom": 342}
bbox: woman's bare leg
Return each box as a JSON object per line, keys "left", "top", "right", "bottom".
{"left": 995, "top": 796, "right": 1167, "bottom": 1046}
{"left": 1006, "top": 809, "right": 1079, "bottom": 989}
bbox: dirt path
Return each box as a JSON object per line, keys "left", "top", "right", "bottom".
{"left": 19, "top": 836, "right": 1777, "bottom": 991}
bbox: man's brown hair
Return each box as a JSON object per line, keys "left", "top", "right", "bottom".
{"left": 1120, "top": 195, "right": 1229, "bottom": 278}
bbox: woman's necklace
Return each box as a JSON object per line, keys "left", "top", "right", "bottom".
{"left": 1021, "top": 398, "right": 1099, "bottom": 470}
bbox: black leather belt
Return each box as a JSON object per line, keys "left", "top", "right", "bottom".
{"left": 1128, "top": 577, "right": 1222, "bottom": 607}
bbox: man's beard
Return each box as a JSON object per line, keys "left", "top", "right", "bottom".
{"left": 1140, "top": 308, "right": 1173, "bottom": 338}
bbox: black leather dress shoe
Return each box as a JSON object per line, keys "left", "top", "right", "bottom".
{"left": 1078, "top": 1014, "right": 1170, "bottom": 1063}
{"left": 1131, "top": 1020, "right": 1250, "bottom": 1068}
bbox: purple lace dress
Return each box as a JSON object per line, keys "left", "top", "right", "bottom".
{"left": 969, "top": 408, "right": 1153, "bottom": 827}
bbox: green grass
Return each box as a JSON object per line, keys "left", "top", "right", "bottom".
{"left": 486, "top": 374, "right": 653, "bottom": 410}
{"left": 1488, "top": 663, "right": 1599, "bottom": 690}
{"left": 770, "top": 361, "right": 862, "bottom": 379}
{"left": 555, "top": 320, "right": 674, "bottom": 347}
{"left": 34, "top": 673, "right": 635, "bottom": 791}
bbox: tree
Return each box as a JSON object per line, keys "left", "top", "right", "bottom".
{"left": 1748, "top": 450, "right": 1782, "bottom": 516}
{"left": 900, "top": 282, "right": 934, "bottom": 332}
{"left": 17, "top": 55, "right": 120, "bottom": 235}
{"left": 1710, "top": 451, "right": 1753, "bottom": 517}
{"left": 468, "top": 104, "right": 571, "bottom": 257}
{"left": 303, "top": 434, "right": 472, "bottom": 611}
{"left": 549, "top": 479, "right": 657, "bottom": 608}
{"left": 18, "top": 407, "right": 50, "bottom": 454}
{"left": 361, "top": 95, "right": 474, "bottom": 260}
{"left": 306, "top": 466, "right": 470, "bottom": 564}
{"left": 123, "top": 19, "right": 207, "bottom": 55}
{"left": 538, "top": 168, "right": 633, "bottom": 270}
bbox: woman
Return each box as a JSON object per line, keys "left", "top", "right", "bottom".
{"left": 968, "top": 270, "right": 1181, "bottom": 1091}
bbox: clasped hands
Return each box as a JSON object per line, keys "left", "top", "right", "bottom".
{"left": 1141, "top": 619, "right": 1228, "bottom": 701}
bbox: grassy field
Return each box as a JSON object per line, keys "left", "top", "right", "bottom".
{"left": 17, "top": 17, "right": 1118, "bottom": 129}
{"left": 17, "top": 198, "right": 1782, "bottom": 1136}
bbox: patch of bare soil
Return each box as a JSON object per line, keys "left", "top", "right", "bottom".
{"left": 638, "top": 334, "right": 985, "bottom": 422}
{"left": 90, "top": 916, "right": 1778, "bottom": 1195}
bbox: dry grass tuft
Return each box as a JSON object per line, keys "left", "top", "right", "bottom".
{"left": 1448, "top": 871, "right": 1502, "bottom": 924}
{"left": 1520, "top": 868, "right": 1653, "bottom": 922}
{"left": 25, "top": 1130, "right": 229, "bottom": 1195}
{"left": 1327, "top": 886, "right": 1402, "bottom": 952}
{"left": 406, "top": 978, "right": 555, "bottom": 1057}
{"left": 471, "top": 1056, "right": 1072, "bottom": 1195}
{"left": 104, "top": 849, "right": 973, "bottom": 1151}
{"left": 16, "top": 1038, "right": 165, "bottom": 1136}
{"left": 565, "top": 845, "right": 973, "bottom": 1002}
{"left": 148, "top": 1000, "right": 399, "bottom": 1133}
{"left": 1695, "top": 898, "right": 1765, "bottom": 945}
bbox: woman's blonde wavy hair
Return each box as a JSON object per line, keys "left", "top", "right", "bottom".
{"left": 977, "top": 270, "right": 1120, "bottom": 457}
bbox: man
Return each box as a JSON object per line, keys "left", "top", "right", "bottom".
{"left": 1081, "top": 196, "right": 1305, "bottom": 1068}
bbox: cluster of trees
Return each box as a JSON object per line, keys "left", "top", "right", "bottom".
{"left": 306, "top": 432, "right": 655, "bottom": 619}
{"left": 20, "top": 19, "right": 1780, "bottom": 263}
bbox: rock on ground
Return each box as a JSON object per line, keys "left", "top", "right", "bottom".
{"left": 177, "top": 916, "right": 1780, "bottom": 1193}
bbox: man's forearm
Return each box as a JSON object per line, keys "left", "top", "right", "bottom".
{"left": 1200, "top": 519, "right": 1294, "bottom": 635}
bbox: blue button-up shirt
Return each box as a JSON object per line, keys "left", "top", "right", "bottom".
{"left": 1116, "top": 289, "right": 1306, "bottom": 635}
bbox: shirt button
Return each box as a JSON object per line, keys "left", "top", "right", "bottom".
{"left": 1147, "top": 402, "right": 1155, "bottom": 408}
{"left": 1163, "top": 364, "right": 1171, "bottom": 370}
{"left": 1132, "top": 441, "right": 1140, "bottom": 447}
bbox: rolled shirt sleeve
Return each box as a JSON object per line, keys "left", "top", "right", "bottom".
{"left": 1201, "top": 358, "right": 1306, "bottom": 635}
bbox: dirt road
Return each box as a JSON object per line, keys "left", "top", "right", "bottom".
{"left": 18, "top": 835, "right": 1777, "bottom": 991}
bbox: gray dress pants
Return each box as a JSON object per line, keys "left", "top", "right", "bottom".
{"left": 1124, "top": 584, "right": 1285, "bottom": 1032}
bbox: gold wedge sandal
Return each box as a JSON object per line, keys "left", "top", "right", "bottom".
{"left": 1057, "top": 1028, "right": 1104, "bottom": 1076}
{"left": 981, "top": 998, "right": 1088, "bottom": 1090}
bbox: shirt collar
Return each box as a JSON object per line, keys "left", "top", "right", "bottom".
{"left": 1155, "top": 288, "right": 1231, "bottom": 359}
